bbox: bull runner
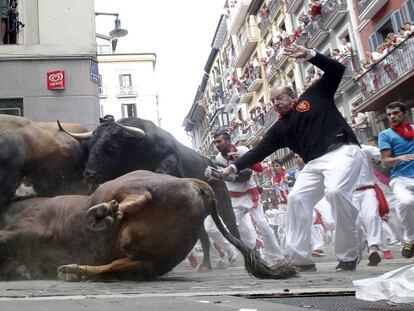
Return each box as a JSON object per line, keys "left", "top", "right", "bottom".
{"left": 221, "top": 44, "right": 364, "bottom": 271}
{"left": 213, "top": 130, "right": 286, "bottom": 267}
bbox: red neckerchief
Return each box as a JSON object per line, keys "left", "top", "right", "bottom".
{"left": 391, "top": 123, "right": 414, "bottom": 140}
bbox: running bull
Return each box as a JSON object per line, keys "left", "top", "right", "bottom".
{"left": 0, "top": 170, "right": 296, "bottom": 281}
{"left": 58, "top": 117, "right": 239, "bottom": 269}
{"left": 0, "top": 115, "right": 89, "bottom": 206}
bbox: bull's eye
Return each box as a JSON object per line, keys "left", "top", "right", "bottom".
{"left": 105, "top": 143, "right": 117, "bottom": 153}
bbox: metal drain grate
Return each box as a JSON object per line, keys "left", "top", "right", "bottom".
{"left": 260, "top": 295, "right": 414, "bottom": 311}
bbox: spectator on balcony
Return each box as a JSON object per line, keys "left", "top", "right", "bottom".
{"left": 374, "top": 42, "right": 397, "bottom": 80}
{"left": 371, "top": 43, "right": 388, "bottom": 62}
{"left": 220, "top": 44, "right": 363, "bottom": 272}
{"left": 279, "top": 27, "right": 288, "bottom": 40}
{"left": 387, "top": 33, "right": 404, "bottom": 50}
{"left": 309, "top": 0, "right": 322, "bottom": 21}
{"left": 351, "top": 109, "right": 369, "bottom": 131}
{"left": 339, "top": 37, "right": 353, "bottom": 66}
{"left": 402, "top": 22, "right": 414, "bottom": 37}
{"left": 378, "top": 101, "right": 414, "bottom": 259}
{"left": 331, "top": 48, "right": 341, "bottom": 61}
{"left": 0, "top": 0, "right": 7, "bottom": 44}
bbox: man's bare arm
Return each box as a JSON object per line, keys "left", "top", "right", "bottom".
{"left": 380, "top": 149, "right": 414, "bottom": 168}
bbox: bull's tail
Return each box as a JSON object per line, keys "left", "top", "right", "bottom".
{"left": 190, "top": 179, "right": 296, "bottom": 279}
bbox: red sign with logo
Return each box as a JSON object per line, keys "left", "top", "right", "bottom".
{"left": 47, "top": 70, "right": 65, "bottom": 90}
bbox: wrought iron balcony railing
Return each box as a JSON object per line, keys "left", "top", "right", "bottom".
{"left": 356, "top": 35, "right": 414, "bottom": 101}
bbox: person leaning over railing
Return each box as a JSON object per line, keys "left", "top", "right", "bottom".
{"left": 0, "top": 0, "right": 7, "bottom": 44}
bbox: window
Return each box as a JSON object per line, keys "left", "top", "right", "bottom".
{"left": 98, "top": 75, "right": 104, "bottom": 94}
{"left": 97, "top": 45, "right": 111, "bottom": 54}
{"left": 119, "top": 74, "right": 132, "bottom": 87}
{"left": 368, "top": 11, "right": 404, "bottom": 51}
{"left": 121, "top": 103, "right": 136, "bottom": 118}
{"left": 0, "top": 98, "right": 23, "bottom": 116}
{"left": 1, "top": 0, "right": 22, "bottom": 45}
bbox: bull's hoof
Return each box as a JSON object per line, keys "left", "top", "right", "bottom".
{"left": 57, "top": 264, "right": 86, "bottom": 282}
{"left": 86, "top": 200, "right": 119, "bottom": 231}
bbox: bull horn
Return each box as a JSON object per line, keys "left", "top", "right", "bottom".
{"left": 57, "top": 120, "right": 93, "bottom": 141}
{"left": 115, "top": 123, "right": 145, "bottom": 139}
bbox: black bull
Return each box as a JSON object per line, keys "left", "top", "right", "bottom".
{"left": 58, "top": 117, "right": 239, "bottom": 269}
{"left": 0, "top": 115, "right": 89, "bottom": 207}
{"left": 0, "top": 170, "right": 296, "bottom": 280}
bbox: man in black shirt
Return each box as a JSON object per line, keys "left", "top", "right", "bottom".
{"left": 221, "top": 44, "right": 363, "bottom": 271}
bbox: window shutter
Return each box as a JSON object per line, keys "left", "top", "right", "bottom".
{"left": 403, "top": 0, "right": 414, "bottom": 23}
{"left": 391, "top": 11, "right": 403, "bottom": 32}
{"left": 368, "top": 33, "right": 378, "bottom": 52}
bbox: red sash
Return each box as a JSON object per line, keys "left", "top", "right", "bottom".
{"left": 355, "top": 184, "right": 389, "bottom": 218}
{"left": 229, "top": 188, "right": 260, "bottom": 210}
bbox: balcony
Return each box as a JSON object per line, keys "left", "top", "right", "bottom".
{"left": 358, "top": 0, "right": 388, "bottom": 21}
{"left": 227, "top": 0, "right": 252, "bottom": 36}
{"left": 321, "top": 1, "right": 347, "bottom": 30}
{"left": 286, "top": 0, "right": 302, "bottom": 14}
{"left": 336, "top": 55, "right": 362, "bottom": 95}
{"left": 306, "top": 19, "right": 329, "bottom": 49}
{"left": 229, "top": 123, "right": 248, "bottom": 144}
{"left": 117, "top": 86, "right": 137, "bottom": 98}
{"left": 224, "top": 85, "right": 240, "bottom": 112}
{"left": 247, "top": 66, "right": 263, "bottom": 92}
{"left": 269, "top": 0, "right": 284, "bottom": 20}
{"left": 258, "top": 15, "right": 271, "bottom": 35}
{"left": 265, "top": 46, "right": 290, "bottom": 81}
{"left": 98, "top": 86, "right": 107, "bottom": 98}
{"left": 356, "top": 36, "right": 414, "bottom": 112}
{"left": 234, "top": 25, "right": 259, "bottom": 68}
{"left": 239, "top": 88, "right": 253, "bottom": 104}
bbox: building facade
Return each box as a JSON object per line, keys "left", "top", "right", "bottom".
{"left": 97, "top": 53, "right": 159, "bottom": 125}
{"left": 0, "top": 0, "right": 100, "bottom": 128}
{"left": 184, "top": 0, "right": 414, "bottom": 169}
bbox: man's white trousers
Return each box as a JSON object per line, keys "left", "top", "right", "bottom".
{"left": 390, "top": 176, "right": 414, "bottom": 243}
{"left": 285, "top": 145, "right": 363, "bottom": 265}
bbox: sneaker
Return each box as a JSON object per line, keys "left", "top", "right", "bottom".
{"left": 292, "top": 263, "right": 317, "bottom": 272}
{"left": 311, "top": 249, "right": 326, "bottom": 258}
{"left": 402, "top": 243, "right": 414, "bottom": 258}
{"left": 367, "top": 250, "right": 381, "bottom": 266}
{"left": 383, "top": 249, "right": 394, "bottom": 260}
{"left": 335, "top": 258, "right": 357, "bottom": 271}
{"left": 187, "top": 254, "right": 198, "bottom": 269}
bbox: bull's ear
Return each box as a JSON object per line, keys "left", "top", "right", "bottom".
{"left": 115, "top": 123, "right": 145, "bottom": 139}
{"left": 118, "top": 192, "right": 152, "bottom": 214}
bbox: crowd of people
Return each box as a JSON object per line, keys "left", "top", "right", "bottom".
{"left": 192, "top": 43, "right": 414, "bottom": 275}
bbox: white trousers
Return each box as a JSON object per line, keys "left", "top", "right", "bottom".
{"left": 232, "top": 194, "right": 284, "bottom": 262}
{"left": 204, "top": 215, "right": 236, "bottom": 255}
{"left": 314, "top": 197, "right": 335, "bottom": 231}
{"left": 286, "top": 145, "right": 363, "bottom": 265}
{"left": 390, "top": 176, "right": 414, "bottom": 243}
{"left": 310, "top": 224, "right": 325, "bottom": 251}
{"left": 353, "top": 189, "right": 383, "bottom": 248}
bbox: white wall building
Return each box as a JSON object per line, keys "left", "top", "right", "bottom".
{"left": 0, "top": 0, "right": 100, "bottom": 128}
{"left": 97, "top": 53, "right": 159, "bottom": 125}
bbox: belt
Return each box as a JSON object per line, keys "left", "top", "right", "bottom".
{"left": 356, "top": 185, "right": 375, "bottom": 191}
{"left": 327, "top": 142, "right": 344, "bottom": 152}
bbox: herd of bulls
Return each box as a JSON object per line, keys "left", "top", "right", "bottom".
{"left": 0, "top": 115, "right": 296, "bottom": 281}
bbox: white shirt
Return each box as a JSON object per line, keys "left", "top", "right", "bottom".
{"left": 216, "top": 146, "right": 257, "bottom": 192}
{"left": 356, "top": 145, "right": 381, "bottom": 187}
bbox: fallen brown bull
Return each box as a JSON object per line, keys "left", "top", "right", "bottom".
{"left": 0, "top": 170, "right": 296, "bottom": 281}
